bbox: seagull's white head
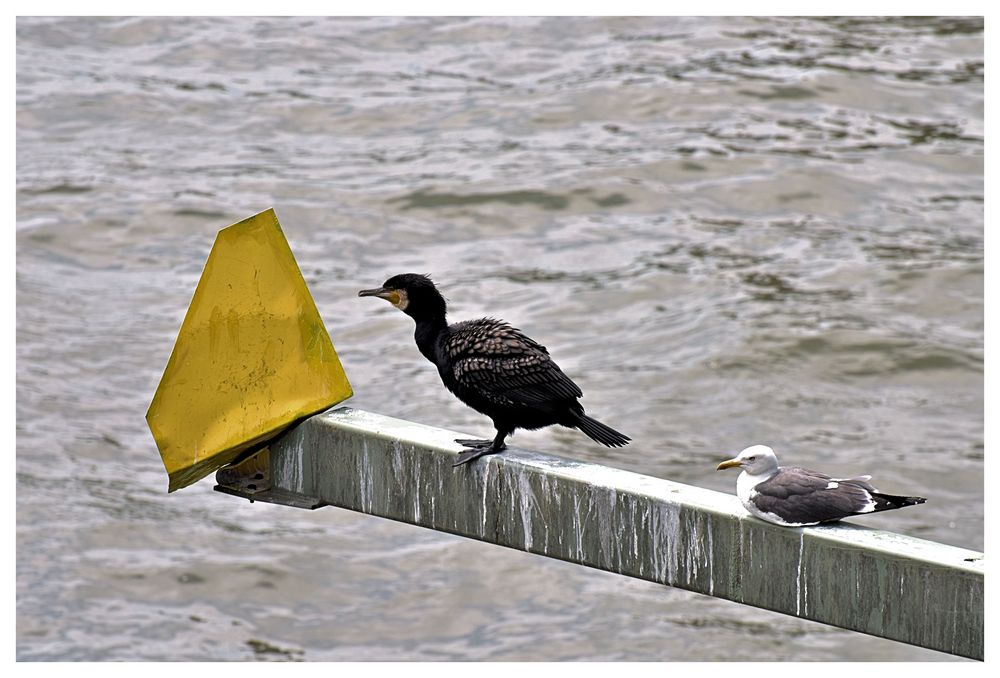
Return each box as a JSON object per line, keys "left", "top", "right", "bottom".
{"left": 716, "top": 445, "right": 779, "bottom": 476}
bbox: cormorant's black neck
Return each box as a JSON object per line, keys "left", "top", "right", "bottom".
{"left": 413, "top": 313, "right": 448, "bottom": 364}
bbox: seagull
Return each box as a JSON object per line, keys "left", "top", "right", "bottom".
{"left": 716, "top": 445, "right": 926, "bottom": 527}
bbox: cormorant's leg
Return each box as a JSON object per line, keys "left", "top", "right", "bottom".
{"left": 453, "top": 429, "right": 509, "bottom": 467}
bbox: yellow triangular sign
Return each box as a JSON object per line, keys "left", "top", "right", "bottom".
{"left": 146, "top": 208, "right": 352, "bottom": 491}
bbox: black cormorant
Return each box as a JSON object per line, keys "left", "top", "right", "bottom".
{"left": 359, "top": 273, "right": 630, "bottom": 466}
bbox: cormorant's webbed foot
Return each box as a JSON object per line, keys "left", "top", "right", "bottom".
{"left": 452, "top": 437, "right": 508, "bottom": 467}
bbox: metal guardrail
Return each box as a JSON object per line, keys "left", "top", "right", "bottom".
{"left": 215, "top": 407, "right": 984, "bottom": 660}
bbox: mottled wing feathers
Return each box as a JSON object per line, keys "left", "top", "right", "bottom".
{"left": 453, "top": 354, "right": 582, "bottom": 405}
{"left": 444, "top": 317, "right": 549, "bottom": 358}
{"left": 751, "top": 467, "right": 876, "bottom": 524}
{"left": 445, "top": 318, "right": 582, "bottom": 407}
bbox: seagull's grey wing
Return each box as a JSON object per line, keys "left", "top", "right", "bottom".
{"left": 751, "top": 467, "right": 875, "bottom": 525}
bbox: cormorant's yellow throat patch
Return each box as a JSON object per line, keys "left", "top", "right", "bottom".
{"left": 391, "top": 288, "right": 408, "bottom": 311}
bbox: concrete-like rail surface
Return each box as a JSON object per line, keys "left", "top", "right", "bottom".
{"left": 214, "top": 407, "right": 984, "bottom": 660}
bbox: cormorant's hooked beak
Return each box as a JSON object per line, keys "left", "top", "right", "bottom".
{"left": 716, "top": 457, "right": 742, "bottom": 471}
{"left": 358, "top": 286, "right": 401, "bottom": 306}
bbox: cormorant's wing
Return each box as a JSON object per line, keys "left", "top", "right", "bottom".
{"left": 446, "top": 318, "right": 583, "bottom": 407}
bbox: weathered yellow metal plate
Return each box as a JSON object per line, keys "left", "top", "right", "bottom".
{"left": 146, "top": 208, "right": 352, "bottom": 492}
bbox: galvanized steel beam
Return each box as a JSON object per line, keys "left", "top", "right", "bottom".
{"left": 215, "top": 407, "right": 984, "bottom": 660}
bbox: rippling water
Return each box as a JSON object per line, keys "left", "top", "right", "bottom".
{"left": 16, "top": 16, "right": 982, "bottom": 661}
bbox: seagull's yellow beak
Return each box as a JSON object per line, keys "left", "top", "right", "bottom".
{"left": 716, "top": 458, "right": 742, "bottom": 471}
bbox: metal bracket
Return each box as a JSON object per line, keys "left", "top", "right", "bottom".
{"left": 213, "top": 447, "right": 326, "bottom": 510}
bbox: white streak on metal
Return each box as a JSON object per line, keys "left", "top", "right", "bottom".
{"left": 281, "top": 433, "right": 306, "bottom": 494}
{"left": 682, "top": 511, "right": 695, "bottom": 586}
{"left": 597, "top": 488, "right": 617, "bottom": 569}
{"left": 516, "top": 470, "right": 535, "bottom": 551}
{"left": 407, "top": 445, "right": 421, "bottom": 523}
{"left": 648, "top": 506, "right": 662, "bottom": 583}
{"left": 631, "top": 497, "right": 639, "bottom": 565}
{"left": 796, "top": 531, "right": 805, "bottom": 616}
{"left": 359, "top": 439, "right": 372, "bottom": 513}
{"left": 648, "top": 501, "right": 681, "bottom": 586}
{"left": 706, "top": 518, "right": 715, "bottom": 597}
{"left": 667, "top": 503, "right": 680, "bottom": 586}
{"left": 803, "top": 558, "right": 809, "bottom": 615}
{"left": 480, "top": 461, "right": 492, "bottom": 537}
{"left": 572, "top": 493, "right": 587, "bottom": 562}
{"left": 539, "top": 474, "right": 551, "bottom": 550}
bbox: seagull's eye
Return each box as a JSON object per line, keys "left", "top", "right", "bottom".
{"left": 747, "top": 456, "right": 756, "bottom": 461}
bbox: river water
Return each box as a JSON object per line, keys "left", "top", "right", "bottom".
{"left": 16, "top": 16, "right": 982, "bottom": 661}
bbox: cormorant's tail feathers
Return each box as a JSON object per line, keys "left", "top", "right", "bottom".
{"left": 576, "top": 415, "right": 630, "bottom": 448}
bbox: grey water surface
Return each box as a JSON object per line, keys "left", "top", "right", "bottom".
{"left": 16, "top": 16, "right": 982, "bottom": 661}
